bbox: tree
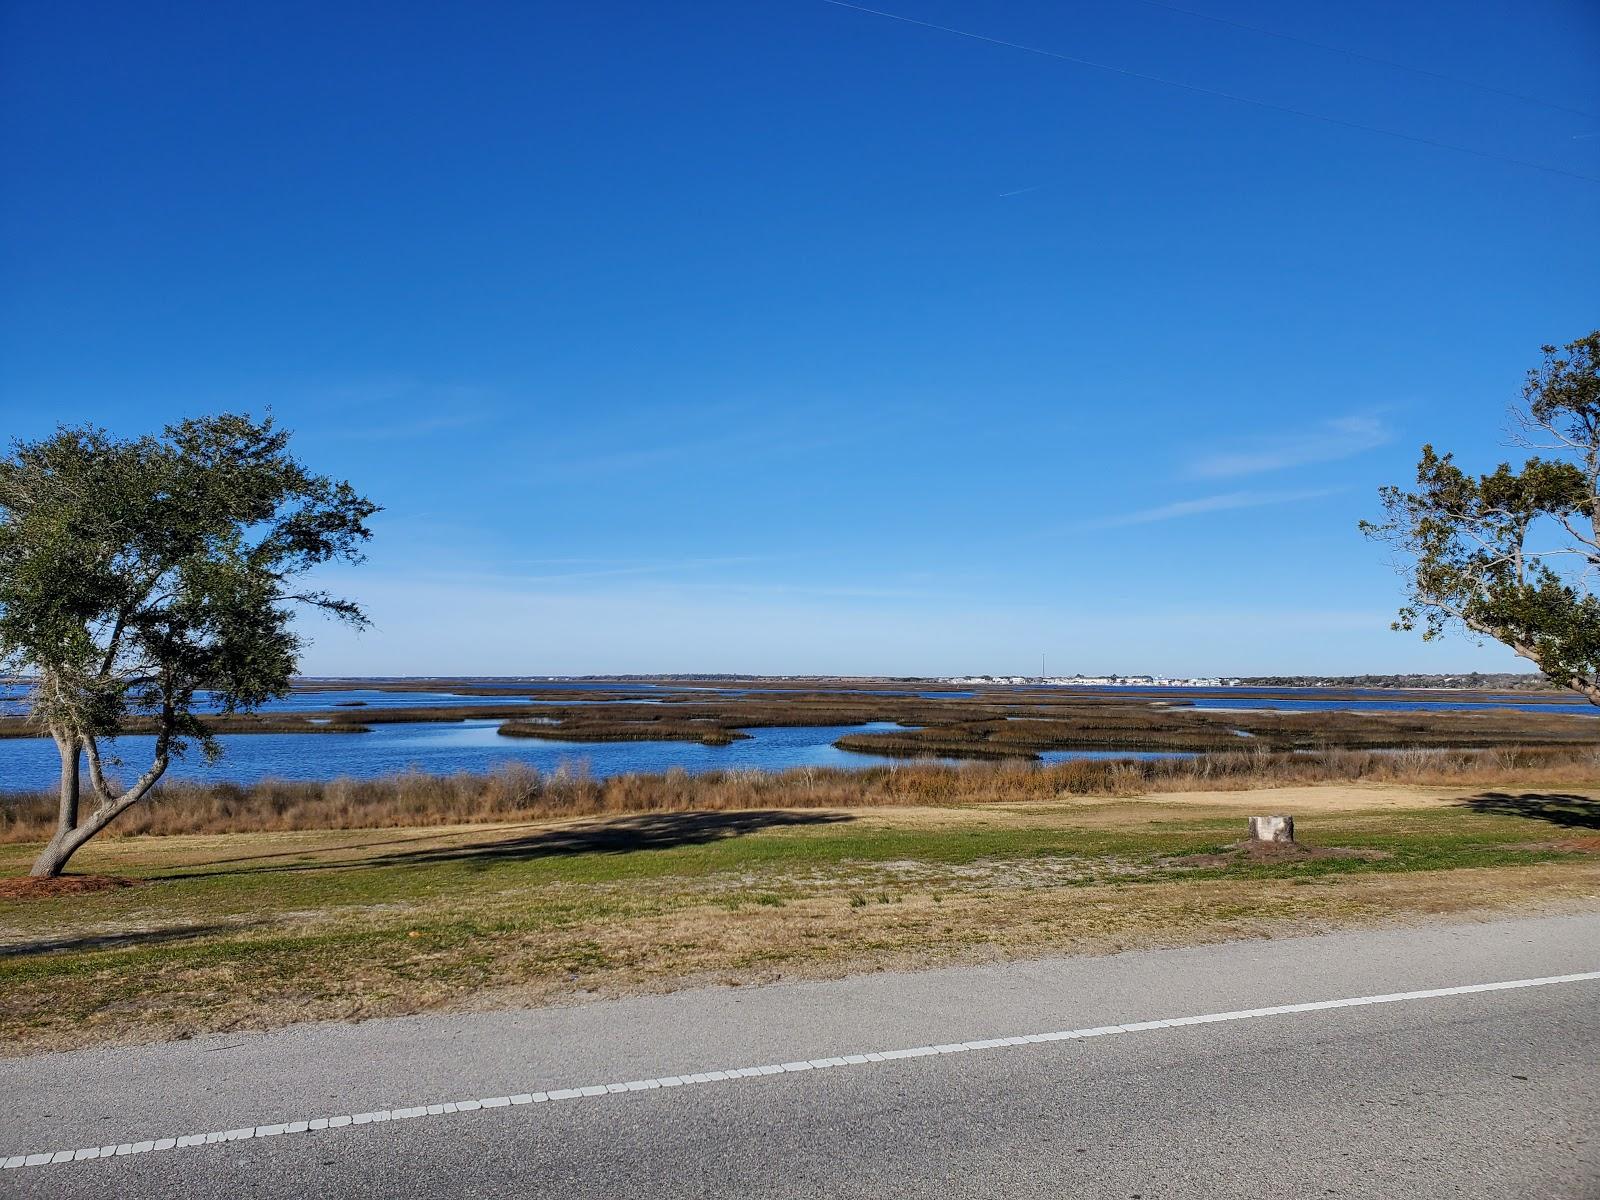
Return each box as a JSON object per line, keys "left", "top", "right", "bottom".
{"left": 0, "top": 414, "right": 378, "bottom": 877}
{"left": 1362, "top": 331, "right": 1600, "bottom": 703}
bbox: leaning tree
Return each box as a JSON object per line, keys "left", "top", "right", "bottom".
{"left": 1362, "top": 331, "right": 1600, "bottom": 703}
{"left": 0, "top": 413, "right": 377, "bottom": 877}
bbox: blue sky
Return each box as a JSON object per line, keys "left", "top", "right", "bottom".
{"left": 2, "top": 0, "right": 1597, "bottom": 676}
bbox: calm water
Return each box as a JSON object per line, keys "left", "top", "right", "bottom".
{"left": 0, "top": 719, "right": 1204, "bottom": 791}
{"left": 0, "top": 721, "right": 928, "bottom": 791}
{"left": 7, "top": 681, "right": 1592, "bottom": 716}
{"left": 0, "top": 686, "right": 653, "bottom": 717}
{"left": 0, "top": 681, "right": 1589, "bottom": 792}
{"left": 0, "top": 682, "right": 972, "bottom": 717}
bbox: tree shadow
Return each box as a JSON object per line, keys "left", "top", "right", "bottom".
{"left": 1, "top": 922, "right": 262, "bottom": 958}
{"left": 1456, "top": 792, "right": 1600, "bottom": 830}
{"left": 185, "top": 823, "right": 553, "bottom": 870}
{"left": 369, "top": 809, "right": 854, "bottom": 870}
{"left": 160, "top": 809, "right": 855, "bottom": 879}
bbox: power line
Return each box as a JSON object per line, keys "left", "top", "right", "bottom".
{"left": 1125, "top": 0, "right": 1600, "bottom": 123}
{"left": 819, "top": 0, "right": 1600, "bottom": 186}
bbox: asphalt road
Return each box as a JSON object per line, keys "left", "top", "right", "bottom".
{"left": 3, "top": 911, "right": 1597, "bottom": 1198}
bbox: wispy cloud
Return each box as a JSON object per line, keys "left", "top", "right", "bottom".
{"left": 393, "top": 555, "right": 781, "bottom": 587}
{"left": 1188, "top": 415, "right": 1389, "bottom": 479}
{"left": 510, "top": 556, "right": 779, "bottom": 584}
{"left": 532, "top": 417, "right": 850, "bottom": 480}
{"left": 1091, "top": 487, "right": 1338, "bottom": 528}
{"left": 307, "top": 377, "right": 499, "bottom": 442}
{"left": 325, "top": 411, "right": 491, "bottom": 442}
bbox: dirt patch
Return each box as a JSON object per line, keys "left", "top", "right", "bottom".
{"left": 1166, "top": 841, "right": 1391, "bottom": 868}
{"left": 1552, "top": 837, "right": 1600, "bottom": 853}
{"left": 1132, "top": 784, "right": 1490, "bottom": 812}
{"left": 0, "top": 875, "right": 137, "bottom": 901}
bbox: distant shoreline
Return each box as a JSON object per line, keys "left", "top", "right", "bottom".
{"left": 283, "top": 672, "right": 1564, "bottom": 694}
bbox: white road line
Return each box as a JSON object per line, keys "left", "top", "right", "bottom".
{"left": 5, "top": 969, "right": 1596, "bottom": 1172}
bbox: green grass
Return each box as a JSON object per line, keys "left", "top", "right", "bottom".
{"left": 2, "top": 791, "right": 1597, "bottom": 1054}
{"left": 0, "top": 802, "right": 1579, "bottom": 922}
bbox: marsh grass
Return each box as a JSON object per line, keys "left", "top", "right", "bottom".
{"left": 5, "top": 745, "right": 1600, "bottom": 842}
{"left": 500, "top": 718, "right": 749, "bottom": 746}
{"left": 4, "top": 683, "right": 1596, "bottom": 755}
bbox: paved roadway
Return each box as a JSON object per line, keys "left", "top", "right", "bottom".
{"left": 2, "top": 912, "right": 1597, "bottom": 1198}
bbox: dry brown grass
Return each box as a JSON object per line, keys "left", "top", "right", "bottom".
{"left": 512, "top": 860, "right": 1600, "bottom": 997}
{"left": 5, "top": 852, "right": 1597, "bottom": 1054}
{"left": 499, "top": 718, "right": 748, "bottom": 745}
{"left": 6, "top": 745, "right": 1600, "bottom": 842}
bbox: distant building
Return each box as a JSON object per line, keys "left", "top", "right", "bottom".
{"left": 945, "top": 674, "right": 1239, "bottom": 688}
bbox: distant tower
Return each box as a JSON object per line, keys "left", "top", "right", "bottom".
{"left": 1041, "top": 652, "right": 1046, "bottom": 681}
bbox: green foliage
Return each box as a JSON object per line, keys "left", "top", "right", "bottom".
{"left": 0, "top": 413, "right": 377, "bottom": 871}
{"left": 1363, "top": 332, "right": 1600, "bottom": 701}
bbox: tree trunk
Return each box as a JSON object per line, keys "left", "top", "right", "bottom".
{"left": 28, "top": 729, "right": 170, "bottom": 877}
{"left": 29, "top": 733, "right": 82, "bottom": 878}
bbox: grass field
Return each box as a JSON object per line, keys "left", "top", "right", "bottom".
{"left": 3, "top": 782, "right": 1598, "bottom": 1056}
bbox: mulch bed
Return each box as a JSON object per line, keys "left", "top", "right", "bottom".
{"left": 0, "top": 875, "right": 137, "bottom": 901}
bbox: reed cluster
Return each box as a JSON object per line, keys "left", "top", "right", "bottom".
{"left": 4, "top": 744, "right": 1597, "bottom": 843}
